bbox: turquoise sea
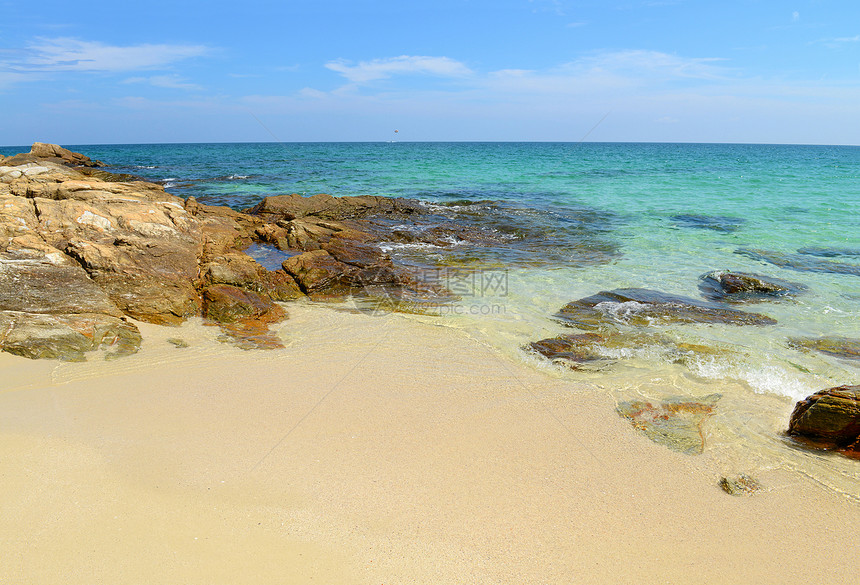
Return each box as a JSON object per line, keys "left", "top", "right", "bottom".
{"left": 4, "top": 141, "right": 859, "bottom": 493}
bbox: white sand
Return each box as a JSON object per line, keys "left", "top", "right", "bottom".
{"left": 1, "top": 305, "right": 857, "bottom": 584}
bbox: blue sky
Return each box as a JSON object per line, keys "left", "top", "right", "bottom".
{"left": 1, "top": 0, "right": 858, "bottom": 145}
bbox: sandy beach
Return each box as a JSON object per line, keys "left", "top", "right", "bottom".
{"left": 1, "top": 303, "right": 858, "bottom": 584}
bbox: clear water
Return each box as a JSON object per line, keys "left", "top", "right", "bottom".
{"left": 5, "top": 141, "right": 859, "bottom": 493}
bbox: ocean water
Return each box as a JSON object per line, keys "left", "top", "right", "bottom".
{"left": 5, "top": 141, "right": 859, "bottom": 492}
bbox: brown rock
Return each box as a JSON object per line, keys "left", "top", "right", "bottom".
{"left": 245, "top": 192, "right": 425, "bottom": 222}
{"left": 527, "top": 333, "right": 609, "bottom": 368}
{"left": 202, "top": 284, "right": 287, "bottom": 351}
{"left": 202, "top": 284, "right": 286, "bottom": 325}
{"left": 29, "top": 142, "right": 103, "bottom": 167}
{"left": 282, "top": 249, "right": 353, "bottom": 294}
{"left": 787, "top": 385, "right": 860, "bottom": 456}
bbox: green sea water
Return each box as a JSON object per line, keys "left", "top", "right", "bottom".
{"left": 4, "top": 141, "right": 858, "bottom": 493}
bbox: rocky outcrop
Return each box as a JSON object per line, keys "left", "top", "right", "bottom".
{"left": 698, "top": 270, "right": 805, "bottom": 303}
{"left": 0, "top": 143, "right": 472, "bottom": 359}
{"left": 554, "top": 288, "right": 777, "bottom": 330}
{"left": 0, "top": 143, "right": 306, "bottom": 359}
{"left": 787, "top": 385, "right": 860, "bottom": 458}
{"left": 1, "top": 142, "right": 104, "bottom": 168}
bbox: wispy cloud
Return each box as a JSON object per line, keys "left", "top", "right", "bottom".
{"left": 123, "top": 74, "right": 203, "bottom": 91}
{"left": 814, "top": 34, "right": 860, "bottom": 49}
{"left": 325, "top": 55, "right": 472, "bottom": 84}
{"left": 19, "top": 37, "right": 210, "bottom": 72}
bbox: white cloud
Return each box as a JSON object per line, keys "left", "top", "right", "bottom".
{"left": 21, "top": 37, "right": 210, "bottom": 72}
{"left": 792, "top": 11, "right": 800, "bottom": 22}
{"left": 325, "top": 55, "right": 472, "bottom": 84}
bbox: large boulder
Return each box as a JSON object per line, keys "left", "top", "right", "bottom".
{"left": 787, "top": 385, "right": 860, "bottom": 457}
{"left": 29, "top": 142, "right": 104, "bottom": 167}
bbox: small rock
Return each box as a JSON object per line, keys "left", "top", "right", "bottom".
{"left": 719, "top": 474, "right": 762, "bottom": 496}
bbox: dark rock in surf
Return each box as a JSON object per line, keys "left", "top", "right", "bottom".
{"left": 555, "top": 288, "right": 777, "bottom": 330}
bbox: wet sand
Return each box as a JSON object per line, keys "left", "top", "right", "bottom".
{"left": 1, "top": 304, "right": 858, "bottom": 584}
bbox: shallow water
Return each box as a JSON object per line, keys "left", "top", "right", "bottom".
{"left": 4, "top": 141, "right": 858, "bottom": 495}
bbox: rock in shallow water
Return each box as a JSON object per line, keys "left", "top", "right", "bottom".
{"left": 787, "top": 385, "right": 860, "bottom": 458}
{"left": 555, "top": 288, "right": 777, "bottom": 330}
{"left": 787, "top": 337, "right": 860, "bottom": 361}
{"left": 616, "top": 394, "right": 722, "bottom": 455}
{"left": 698, "top": 270, "right": 805, "bottom": 303}
{"left": 671, "top": 213, "right": 745, "bottom": 232}
{"left": 735, "top": 248, "right": 860, "bottom": 277}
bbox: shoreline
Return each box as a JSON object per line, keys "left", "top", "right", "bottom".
{"left": 2, "top": 303, "right": 858, "bottom": 584}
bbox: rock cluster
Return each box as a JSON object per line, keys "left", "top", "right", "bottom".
{"left": 0, "top": 143, "right": 452, "bottom": 360}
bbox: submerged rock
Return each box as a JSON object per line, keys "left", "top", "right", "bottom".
{"left": 736, "top": 248, "right": 860, "bottom": 277}
{"left": 699, "top": 270, "right": 806, "bottom": 303}
{"left": 526, "top": 330, "right": 728, "bottom": 370}
{"left": 787, "top": 337, "right": 860, "bottom": 361}
{"left": 617, "top": 394, "right": 722, "bottom": 455}
{"left": 555, "top": 288, "right": 777, "bottom": 330}
{"left": 787, "top": 385, "right": 860, "bottom": 458}
{"left": 797, "top": 246, "right": 860, "bottom": 259}
{"left": 671, "top": 213, "right": 745, "bottom": 232}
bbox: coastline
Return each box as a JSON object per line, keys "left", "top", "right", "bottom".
{"left": 2, "top": 303, "right": 858, "bottom": 584}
